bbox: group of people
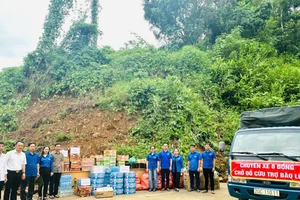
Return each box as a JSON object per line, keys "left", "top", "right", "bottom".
{"left": 146, "top": 143, "right": 216, "bottom": 194}
{"left": 0, "top": 141, "right": 64, "bottom": 200}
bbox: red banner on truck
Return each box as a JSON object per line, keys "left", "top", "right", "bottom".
{"left": 231, "top": 160, "right": 300, "bottom": 182}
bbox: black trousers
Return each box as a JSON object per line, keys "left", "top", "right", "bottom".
{"left": 161, "top": 169, "right": 170, "bottom": 189}
{"left": 0, "top": 181, "right": 4, "bottom": 199}
{"left": 49, "top": 173, "right": 61, "bottom": 196}
{"left": 189, "top": 170, "right": 200, "bottom": 190}
{"left": 21, "top": 176, "right": 36, "bottom": 200}
{"left": 4, "top": 170, "right": 22, "bottom": 200}
{"left": 38, "top": 168, "right": 51, "bottom": 198}
{"left": 203, "top": 168, "right": 214, "bottom": 191}
{"left": 173, "top": 172, "right": 181, "bottom": 189}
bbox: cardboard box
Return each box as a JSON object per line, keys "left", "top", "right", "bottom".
{"left": 117, "top": 155, "right": 129, "bottom": 161}
{"left": 104, "top": 150, "right": 116, "bottom": 156}
{"left": 96, "top": 161, "right": 104, "bottom": 166}
{"left": 61, "top": 149, "right": 69, "bottom": 157}
{"left": 77, "top": 178, "right": 91, "bottom": 186}
{"left": 118, "top": 161, "right": 125, "bottom": 166}
{"left": 70, "top": 160, "right": 82, "bottom": 169}
{"left": 119, "top": 166, "right": 130, "bottom": 173}
{"left": 82, "top": 158, "right": 94, "bottom": 166}
{"left": 94, "top": 187, "right": 114, "bottom": 198}
{"left": 70, "top": 146, "right": 80, "bottom": 156}
{"left": 137, "top": 159, "right": 147, "bottom": 164}
{"left": 90, "top": 166, "right": 104, "bottom": 173}
{"left": 82, "top": 166, "right": 91, "bottom": 171}
{"left": 76, "top": 186, "right": 92, "bottom": 197}
{"left": 95, "top": 155, "right": 104, "bottom": 161}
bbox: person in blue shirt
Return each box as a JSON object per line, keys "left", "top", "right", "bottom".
{"left": 172, "top": 149, "right": 184, "bottom": 192}
{"left": 187, "top": 145, "right": 202, "bottom": 192}
{"left": 159, "top": 144, "right": 172, "bottom": 191}
{"left": 201, "top": 143, "right": 216, "bottom": 194}
{"left": 38, "top": 146, "right": 54, "bottom": 200}
{"left": 21, "top": 142, "right": 40, "bottom": 200}
{"left": 146, "top": 146, "right": 160, "bottom": 192}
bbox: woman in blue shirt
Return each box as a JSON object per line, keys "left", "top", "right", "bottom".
{"left": 38, "top": 146, "right": 54, "bottom": 200}
{"left": 172, "top": 149, "right": 184, "bottom": 192}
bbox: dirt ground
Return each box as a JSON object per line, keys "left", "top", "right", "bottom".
{"left": 59, "top": 183, "right": 235, "bottom": 200}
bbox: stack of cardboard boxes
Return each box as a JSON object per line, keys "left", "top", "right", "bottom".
{"left": 117, "top": 155, "right": 129, "bottom": 166}
{"left": 95, "top": 155, "right": 104, "bottom": 166}
{"left": 104, "top": 150, "right": 117, "bottom": 167}
{"left": 70, "top": 147, "right": 81, "bottom": 172}
{"left": 76, "top": 178, "right": 92, "bottom": 197}
{"left": 61, "top": 149, "right": 70, "bottom": 172}
{"left": 81, "top": 158, "right": 94, "bottom": 171}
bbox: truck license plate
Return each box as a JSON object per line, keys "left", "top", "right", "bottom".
{"left": 254, "top": 188, "right": 280, "bottom": 197}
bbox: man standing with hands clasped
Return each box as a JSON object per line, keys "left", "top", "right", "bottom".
{"left": 49, "top": 144, "right": 64, "bottom": 199}
{"left": 159, "top": 144, "right": 172, "bottom": 191}
{"left": 21, "top": 142, "right": 40, "bottom": 200}
{"left": 187, "top": 145, "right": 202, "bottom": 192}
{"left": 4, "top": 141, "right": 27, "bottom": 200}
{"left": 202, "top": 143, "right": 216, "bottom": 194}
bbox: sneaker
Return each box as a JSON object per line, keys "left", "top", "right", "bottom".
{"left": 189, "top": 189, "right": 194, "bottom": 192}
{"left": 175, "top": 188, "right": 179, "bottom": 192}
{"left": 211, "top": 190, "right": 215, "bottom": 194}
{"left": 167, "top": 188, "right": 170, "bottom": 192}
{"left": 54, "top": 196, "right": 60, "bottom": 198}
{"left": 202, "top": 190, "right": 208, "bottom": 193}
{"left": 149, "top": 189, "right": 152, "bottom": 192}
{"left": 49, "top": 196, "right": 54, "bottom": 199}
{"left": 197, "top": 189, "right": 200, "bottom": 193}
{"left": 161, "top": 188, "right": 165, "bottom": 191}
{"left": 38, "top": 197, "right": 42, "bottom": 200}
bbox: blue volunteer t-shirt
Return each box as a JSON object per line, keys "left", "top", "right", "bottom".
{"left": 188, "top": 151, "right": 202, "bottom": 171}
{"left": 202, "top": 150, "right": 216, "bottom": 169}
{"left": 146, "top": 152, "right": 160, "bottom": 169}
{"left": 159, "top": 150, "right": 172, "bottom": 169}
{"left": 40, "top": 154, "right": 54, "bottom": 173}
{"left": 25, "top": 151, "right": 40, "bottom": 177}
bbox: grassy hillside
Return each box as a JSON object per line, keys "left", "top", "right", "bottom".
{"left": 1, "top": 0, "right": 300, "bottom": 174}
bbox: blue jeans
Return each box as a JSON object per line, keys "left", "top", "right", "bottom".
{"left": 148, "top": 168, "right": 158, "bottom": 189}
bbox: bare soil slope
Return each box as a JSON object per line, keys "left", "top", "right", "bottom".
{"left": 9, "top": 97, "right": 136, "bottom": 155}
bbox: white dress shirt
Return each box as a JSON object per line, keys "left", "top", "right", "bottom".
{"left": 4, "top": 150, "right": 26, "bottom": 174}
{"left": 0, "top": 153, "right": 5, "bottom": 181}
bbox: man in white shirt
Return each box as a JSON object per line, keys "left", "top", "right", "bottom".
{"left": 4, "top": 141, "right": 27, "bottom": 200}
{"left": 0, "top": 141, "right": 5, "bottom": 200}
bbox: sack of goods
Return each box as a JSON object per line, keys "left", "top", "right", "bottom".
{"left": 58, "top": 174, "right": 73, "bottom": 197}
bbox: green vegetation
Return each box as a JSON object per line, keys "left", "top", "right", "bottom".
{"left": 0, "top": 0, "right": 299, "bottom": 159}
